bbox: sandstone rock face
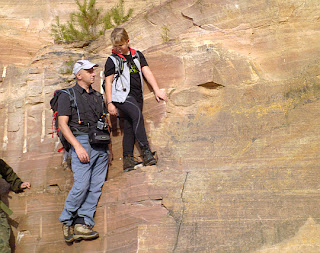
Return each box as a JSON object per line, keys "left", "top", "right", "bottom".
{"left": 0, "top": 0, "right": 320, "bottom": 252}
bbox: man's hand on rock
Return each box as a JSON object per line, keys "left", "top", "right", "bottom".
{"left": 20, "top": 182, "right": 31, "bottom": 189}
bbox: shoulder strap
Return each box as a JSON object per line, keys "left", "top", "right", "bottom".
{"left": 94, "top": 90, "right": 107, "bottom": 117}
{"left": 132, "top": 50, "right": 141, "bottom": 63}
{"left": 80, "top": 89, "right": 106, "bottom": 122}
{"left": 60, "top": 88, "right": 82, "bottom": 124}
{"left": 109, "top": 48, "right": 141, "bottom": 79}
{"left": 60, "top": 88, "right": 74, "bottom": 106}
{"left": 110, "top": 55, "right": 124, "bottom": 76}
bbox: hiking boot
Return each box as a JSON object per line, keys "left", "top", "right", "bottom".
{"left": 73, "top": 224, "right": 99, "bottom": 241}
{"left": 62, "top": 224, "right": 74, "bottom": 243}
{"left": 123, "top": 155, "right": 143, "bottom": 172}
{"left": 142, "top": 149, "right": 157, "bottom": 166}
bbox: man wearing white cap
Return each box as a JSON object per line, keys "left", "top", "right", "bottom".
{"left": 58, "top": 60, "right": 109, "bottom": 243}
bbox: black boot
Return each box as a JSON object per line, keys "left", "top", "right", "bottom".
{"left": 123, "top": 155, "right": 143, "bottom": 172}
{"left": 141, "top": 148, "right": 157, "bottom": 166}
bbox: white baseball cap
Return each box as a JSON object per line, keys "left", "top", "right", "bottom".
{"left": 73, "top": 60, "right": 99, "bottom": 76}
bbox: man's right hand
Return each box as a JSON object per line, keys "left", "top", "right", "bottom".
{"left": 75, "top": 145, "right": 90, "bottom": 163}
{"left": 108, "top": 103, "right": 118, "bottom": 116}
{"left": 59, "top": 115, "right": 90, "bottom": 163}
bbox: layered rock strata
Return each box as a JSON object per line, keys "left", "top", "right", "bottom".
{"left": 0, "top": 0, "right": 320, "bottom": 252}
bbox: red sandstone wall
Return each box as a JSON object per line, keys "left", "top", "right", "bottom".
{"left": 0, "top": 0, "right": 320, "bottom": 252}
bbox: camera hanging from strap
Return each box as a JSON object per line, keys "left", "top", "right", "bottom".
{"left": 86, "top": 91, "right": 111, "bottom": 145}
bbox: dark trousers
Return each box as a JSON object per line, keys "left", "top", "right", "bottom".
{"left": 114, "top": 96, "right": 149, "bottom": 156}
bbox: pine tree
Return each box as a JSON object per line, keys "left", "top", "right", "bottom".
{"left": 51, "top": 0, "right": 133, "bottom": 43}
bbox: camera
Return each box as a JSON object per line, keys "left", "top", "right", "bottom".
{"left": 90, "top": 119, "right": 110, "bottom": 145}
{"left": 97, "top": 119, "right": 108, "bottom": 131}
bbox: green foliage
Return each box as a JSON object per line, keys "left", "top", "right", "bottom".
{"left": 51, "top": 17, "right": 68, "bottom": 42}
{"left": 161, "top": 25, "right": 170, "bottom": 43}
{"left": 59, "top": 57, "right": 77, "bottom": 75}
{"left": 110, "top": 0, "right": 133, "bottom": 26}
{"left": 51, "top": 0, "right": 133, "bottom": 43}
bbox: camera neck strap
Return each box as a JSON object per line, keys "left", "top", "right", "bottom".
{"left": 80, "top": 89, "right": 106, "bottom": 126}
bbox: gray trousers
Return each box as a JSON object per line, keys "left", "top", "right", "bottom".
{"left": 59, "top": 135, "right": 108, "bottom": 227}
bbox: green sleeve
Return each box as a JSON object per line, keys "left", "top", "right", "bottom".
{"left": 0, "top": 159, "right": 23, "bottom": 192}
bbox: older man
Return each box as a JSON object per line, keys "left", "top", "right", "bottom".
{"left": 58, "top": 60, "right": 109, "bottom": 243}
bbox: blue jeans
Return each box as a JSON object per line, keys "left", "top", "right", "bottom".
{"left": 59, "top": 135, "right": 108, "bottom": 227}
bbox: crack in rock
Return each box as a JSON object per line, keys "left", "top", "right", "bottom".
{"left": 129, "top": 197, "right": 163, "bottom": 205}
{"left": 181, "top": 11, "right": 202, "bottom": 29}
{"left": 122, "top": 197, "right": 164, "bottom": 206}
{"left": 173, "top": 171, "right": 189, "bottom": 252}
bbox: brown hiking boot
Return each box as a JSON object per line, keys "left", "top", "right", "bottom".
{"left": 142, "top": 149, "right": 157, "bottom": 166}
{"left": 123, "top": 155, "right": 143, "bottom": 172}
{"left": 62, "top": 224, "right": 74, "bottom": 243}
{"left": 73, "top": 224, "right": 99, "bottom": 241}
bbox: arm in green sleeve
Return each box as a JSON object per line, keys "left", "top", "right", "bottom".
{"left": 0, "top": 159, "right": 23, "bottom": 192}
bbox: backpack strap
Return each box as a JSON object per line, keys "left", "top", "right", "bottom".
{"left": 132, "top": 49, "right": 140, "bottom": 63}
{"left": 93, "top": 90, "right": 107, "bottom": 118}
{"left": 60, "top": 88, "right": 82, "bottom": 125}
{"left": 109, "top": 55, "right": 124, "bottom": 78}
{"left": 110, "top": 48, "right": 141, "bottom": 76}
{"left": 109, "top": 48, "right": 142, "bottom": 94}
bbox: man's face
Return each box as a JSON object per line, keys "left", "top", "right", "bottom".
{"left": 78, "top": 68, "right": 95, "bottom": 85}
{"left": 113, "top": 40, "right": 129, "bottom": 55}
